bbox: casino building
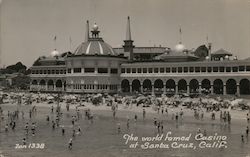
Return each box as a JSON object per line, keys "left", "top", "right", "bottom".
{"left": 29, "top": 17, "right": 250, "bottom": 96}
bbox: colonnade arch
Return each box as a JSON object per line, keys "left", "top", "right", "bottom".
{"left": 119, "top": 78, "right": 250, "bottom": 95}
{"left": 240, "top": 79, "right": 250, "bottom": 95}
{"left": 143, "top": 79, "right": 152, "bottom": 93}
{"left": 226, "top": 79, "right": 237, "bottom": 95}
{"left": 178, "top": 79, "right": 187, "bottom": 93}
{"left": 189, "top": 79, "right": 199, "bottom": 93}
{"left": 132, "top": 79, "right": 141, "bottom": 92}
{"left": 121, "top": 79, "right": 130, "bottom": 92}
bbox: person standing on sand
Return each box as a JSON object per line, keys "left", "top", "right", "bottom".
{"left": 68, "top": 138, "right": 73, "bottom": 150}
{"left": 246, "top": 126, "right": 249, "bottom": 137}
{"left": 117, "top": 123, "right": 121, "bottom": 134}
{"left": 247, "top": 113, "right": 249, "bottom": 123}
{"left": 143, "top": 109, "right": 146, "bottom": 120}
{"left": 127, "top": 118, "right": 130, "bottom": 130}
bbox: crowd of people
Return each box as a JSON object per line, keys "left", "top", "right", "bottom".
{"left": 0, "top": 92, "right": 250, "bottom": 151}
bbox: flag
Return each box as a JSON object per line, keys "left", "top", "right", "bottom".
{"left": 179, "top": 27, "right": 182, "bottom": 34}
{"left": 54, "top": 35, "right": 57, "bottom": 41}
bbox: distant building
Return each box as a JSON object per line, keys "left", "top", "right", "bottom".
{"left": 29, "top": 17, "right": 250, "bottom": 96}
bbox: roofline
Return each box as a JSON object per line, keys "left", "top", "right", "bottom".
{"left": 67, "top": 54, "right": 128, "bottom": 59}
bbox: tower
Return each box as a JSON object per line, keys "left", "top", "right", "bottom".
{"left": 123, "top": 16, "right": 134, "bottom": 61}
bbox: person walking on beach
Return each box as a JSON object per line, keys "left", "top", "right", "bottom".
{"left": 117, "top": 123, "right": 121, "bottom": 134}
{"left": 31, "top": 123, "right": 36, "bottom": 136}
{"left": 24, "top": 123, "right": 29, "bottom": 135}
{"left": 143, "top": 109, "right": 146, "bottom": 120}
{"left": 247, "top": 113, "right": 249, "bottom": 123}
{"left": 68, "top": 138, "right": 73, "bottom": 150}
{"left": 241, "top": 134, "right": 244, "bottom": 143}
{"left": 246, "top": 126, "right": 249, "bottom": 137}
{"left": 134, "top": 114, "right": 138, "bottom": 123}
{"left": 127, "top": 118, "right": 130, "bottom": 130}
{"left": 61, "top": 125, "right": 65, "bottom": 136}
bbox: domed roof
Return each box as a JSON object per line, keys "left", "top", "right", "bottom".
{"left": 174, "top": 42, "right": 185, "bottom": 52}
{"left": 74, "top": 39, "right": 118, "bottom": 56}
{"left": 51, "top": 49, "right": 60, "bottom": 57}
{"left": 74, "top": 23, "right": 118, "bottom": 56}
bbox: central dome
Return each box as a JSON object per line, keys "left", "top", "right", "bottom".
{"left": 74, "top": 23, "right": 118, "bottom": 56}
{"left": 74, "top": 39, "right": 118, "bottom": 56}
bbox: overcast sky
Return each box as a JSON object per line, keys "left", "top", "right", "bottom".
{"left": 0, "top": 0, "right": 250, "bottom": 67}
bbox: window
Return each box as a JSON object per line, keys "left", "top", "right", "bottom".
{"left": 232, "top": 67, "right": 238, "bottom": 72}
{"left": 219, "top": 67, "right": 225, "bottom": 72}
{"left": 166, "top": 67, "right": 170, "bottom": 73}
{"left": 143, "top": 68, "right": 147, "bottom": 73}
{"left": 39, "top": 70, "right": 43, "bottom": 74}
{"left": 195, "top": 67, "right": 200, "bottom": 72}
{"left": 213, "top": 67, "right": 218, "bottom": 72}
{"left": 52, "top": 70, "right": 55, "bottom": 74}
{"left": 48, "top": 70, "right": 51, "bottom": 74}
{"left": 201, "top": 67, "right": 206, "bottom": 72}
{"left": 44, "top": 70, "right": 47, "bottom": 74}
{"left": 148, "top": 68, "right": 153, "bottom": 73}
{"left": 111, "top": 68, "right": 118, "bottom": 74}
{"left": 35, "top": 70, "right": 39, "bottom": 74}
{"left": 207, "top": 67, "right": 212, "bottom": 73}
{"left": 178, "top": 67, "right": 182, "bottom": 73}
{"left": 56, "top": 70, "right": 59, "bottom": 74}
{"left": 137, "top": 68, "right": 142, "bottom": 73}
{"left": 121, "top": 68, "right": 125, "bottom": 73}
{"left": 172, "top": 67, "right": 176, "bottom": 73}
{"left": 160, "top": 68, "right": 164, "bottom": 73}
{"left": 98, "top": 68, "right": 108, "bottom": 73}
{"left": 239, "top": 66, "right": 245, "bottom": 71}
{"left": 67, "top": 68, "right": 71, "bottom": 73}
{"left": 64, "top": 70, "right": 66, "bottom": 74}
{"left": 126, "top": 68, "right": 131, "bottom": 73}
{"left": 184, "top": 67, "right": 188, "bottom": 73}
{"left": 60, "top": 70, "right": 63, "bottom": 74}
{"left": 85, "top": 68, "right": 95, "bottom": 73}
{"left": 154, "top": 68, "right": 159, "bottom": 73}
{"left": 226, "top": 67, "right": 231, "bottom": 72}
{"left": 73, "top": 68, "right": 81, "bottom": 73}
{"left": 246, "top": 66, "right": 250, "bottom": 71}
{"left": 132, "top": 68, "right": 136, "bottom": 73}
{"left": 189, "top": 67, "right": 194, "bottom": 73}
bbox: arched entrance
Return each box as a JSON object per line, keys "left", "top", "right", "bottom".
{"left": 213, "top": 79, "right": 223, "bottom": 94}
{"left": 240, "top": 79, "right": 250, "bottom": 95}
{"left": 56, "top": 80, "right": 63, "bottom": 91}
{"left": 132, "top": 79, "right": 141, "bottom": 92}
{"left": 47, "top": 80, "right": 54, "bottom": 90}
{"left": 166, "top": 79, "right": 176, "bottom": 93}
{"left": 121, "top": 79, "right": 130, "bottom": 92}
{"left": 40, "top": 80, "right": 46, "bottom": 85}
{"left": 189, "top": 79, "right": 199, "bottom": 93}
{"left": 40, "top": 80, "right": 46, "bottom": 91}
{"left": 32, "top": 80, "right": 38, "bottom": 85}
{"left": 154, "top": 79, "right": 163, "bottom": 93}
{"left": 178, "top": 79, "right": 187, "bottom": 93}
{"left": 201, "top": 79, "right": 211, "bottom": 94}
{"left": 226, "top": 79, "right": 237, "bottom": 95}
{"left": 143, "top": 79, "right": 152, "bottom": 93}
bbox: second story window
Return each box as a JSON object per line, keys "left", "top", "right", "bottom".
{"left": 73, "top": 68, "right": 81, "bottom": 73}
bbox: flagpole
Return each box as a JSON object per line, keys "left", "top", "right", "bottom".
{"left": 54, "top": 35, "right": 57, "bottom": 50}
{"left": 69, "top": 37, "right": 72, "bottom": 52}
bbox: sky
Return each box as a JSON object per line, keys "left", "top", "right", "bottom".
{"left": 0, "top": 0, "right": 250, "bottom": 67}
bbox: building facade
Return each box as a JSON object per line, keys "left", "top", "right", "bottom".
{"left": 29, "top": 17, "right": 250, "bottom": 96}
